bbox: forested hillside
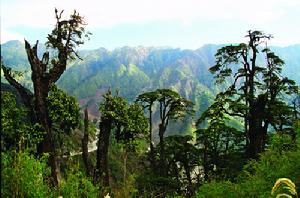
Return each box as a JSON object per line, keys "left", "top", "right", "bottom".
{"left": 2, "top": 40, "right": 300, "bottom": 119}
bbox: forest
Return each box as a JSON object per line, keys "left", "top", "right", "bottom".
{"left": 1, "top": 9, "right": 300, "bottom": 198}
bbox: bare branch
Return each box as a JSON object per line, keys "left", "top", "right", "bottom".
{"left": 1, "top": 64, "right": 34, "bottom": 109}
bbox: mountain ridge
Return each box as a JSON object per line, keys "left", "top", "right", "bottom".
{"left": 2, "top": 40, "right": 300, "bottom": 124}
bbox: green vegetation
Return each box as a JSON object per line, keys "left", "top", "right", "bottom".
{"left": 1, "top": 8, "right": 299, "bottom": 197}
{"left": 1, "top": 91, "right": 42, "bottom": 151}
{"left": 196, "top": 127, "right": 300, "bottom": 197}
{"left": 1, "top": 151, "right": 51, "bottom": 197}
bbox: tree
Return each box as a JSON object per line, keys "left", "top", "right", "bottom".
{"left": 136, "top": 91, "right": 159, "bottom": 166}
{"left": 1, "top": 151, "right": 51, "bottom": 197}
{"left": 1, "top": 91, "right": 42, "bottom": 151}
{"left": 1, "top": 9, "right": 90, "bottom": 186}
{"left": 1, "top": 66, "right": 36, "bottom": 124}
{"left": 209, "top": 30, "right": 298, "bottom": 159}
{"left": 164, "top": 135, "right": 201, "bottom": 197}
{"left": 136, "top": 134, "right": 201, "bottom": 198}
{"left": 155, "top": 89, "right": 194, "bottom": 175}
{"left": 95, "top": 91, "right": 127, "bottom": 187}
{"left": 135, "top": 89, "right": 194, "bottom": 197}
{"left": 118, "top": 103, "right": 148, "bottom": 192}
{"left": 195, "top": 121, "right": 300, "bottom": 197}
{"left": 95, "top": 91, "right": 148, "bottom": 188}
{"left": 82, "top": 107, "right": 91, "bottom": 176}
{"left": 196, "top": 96, "right": 244, "bottom": 181}
{"left": 47, "top": 84, "right": 81, "bottom": 155}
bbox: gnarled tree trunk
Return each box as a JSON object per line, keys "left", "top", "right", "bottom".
{"left": 25, "top": 40, "right": 62, "bottom": 186}
{"left": 246, "top": 94, "right": 268, "bottom": 159}
{"left": 94, "top": 118, "right": 112, "bottom": 187}
{"left": 2, "top": 9, "right": 89, "bottom": 187}
{"left": 82, "top": 108, "right": 91, "bottom": 176}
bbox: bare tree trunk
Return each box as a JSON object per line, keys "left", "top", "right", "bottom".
{"left": 34, "top": 74, "right": 61, "bottom": 185}
{"left": 82, "top": 108, "right": 91, "bottom": 176}
{"left": 159, "top": 124, "right": 166, "bottom": 176}
{"left": 25, "top": 40, "right": 62, "bottom": 186}
{"left": 246, "top": 95, "right": 267, "bottom": 159}
{"left": 94, "top": 118, "right": 111, "bottom": 187}
{"left": 149, "top": 105, "right": 155, "bottom": 168}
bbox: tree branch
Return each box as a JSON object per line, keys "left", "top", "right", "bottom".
{"left": 1, "top": 64, "right": 34, "bottom": 111}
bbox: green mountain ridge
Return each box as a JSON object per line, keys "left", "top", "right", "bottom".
{"left": 57, "top": 45, "right": 219, "bottom": 98}
{"left": 2, "top": 41, "right": 300, "bottom": 129}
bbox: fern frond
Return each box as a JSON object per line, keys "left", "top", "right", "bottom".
{"left": 275, "top": 193, "right": 293, "bottom": 198}
{"left": 271, "top": 178, "right": 298, "bottom": 198}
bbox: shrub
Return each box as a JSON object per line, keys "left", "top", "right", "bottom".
{"left": 1, "top": 151, "right": 52, "bottom": 197}
{"left": 59, "top": 170, "right": 98, "bottom": 197}
{"left": 196, "top": 148, "right": 300, "bottom": 197}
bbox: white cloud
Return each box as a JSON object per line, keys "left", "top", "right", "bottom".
{"left": 0, "top": 30, "right": 25, "bottom": 43}
{"left": 1, "top": 0, "right": 299, "bottom": 47}
{"left": 2, "top": 0, "right": 299, "bottom": 29}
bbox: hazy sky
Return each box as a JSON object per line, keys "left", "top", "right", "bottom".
{"left": 1, "top": 0, "right": 300, "bottom": 50}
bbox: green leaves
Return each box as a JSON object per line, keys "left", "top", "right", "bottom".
{"left": 138, "top": 89, "right": 194, "bottom": 121}
{"left": 46, "top": 9, "right": 90, "bottom": 61}
{"left": 99, "top": 91, "right": 148, "bottom": 146}
{"left": 1, "top": 91, "right": 43, "bottom": 151}
{"left": 203, "top": 30, "right": 299, "bottom": 159}
{"left": 47, "top": 84, "right": 80, "bottom": 133}
{"left": 1, "top": 151, "right": 51, "bottom": 197}
{"left": 47, "top": 84, "right": 81, "bottom": 153}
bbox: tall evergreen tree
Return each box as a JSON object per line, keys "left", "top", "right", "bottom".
{"left": 137, "top": 89, "right": 193, "bottom": 175}
{"left": 208, "top": 30, "right": 298, "bottom": 159}
{"left": 136, "top": 91, "right": 159, "bottom": 166}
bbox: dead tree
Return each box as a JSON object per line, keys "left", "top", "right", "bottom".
{"left": 1, "top": 9, "right": 90, "bottom": 186}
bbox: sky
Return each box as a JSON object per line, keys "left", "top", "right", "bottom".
{"left": 1, "top": 0, "right": 300, "bottom": 50}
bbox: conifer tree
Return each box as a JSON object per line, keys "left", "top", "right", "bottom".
{"left": 208, "top": 30, "right": 298, "bottom": 158}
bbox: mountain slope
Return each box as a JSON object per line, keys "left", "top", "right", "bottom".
{"left": 1, "top": 41, "right": 300, "bottom": 135}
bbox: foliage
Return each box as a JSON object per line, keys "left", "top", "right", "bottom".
{"left": 196, "top": 180, "right": 239, "bottom": 198}
{"left": 196, "top": 121, "right": 300, "bottom": 197}
{"left": 135, "top": 89, "right": 195, "bottom": 197}
{"left": 196, "top": 92, "right": 245, "bottom": 181}
{"left": 47, "top": 84, "right": 81, "bottom": 153}
{"left": 196, "top": 149, "right": 300, "bottom": 197}
{"left": 100, "top": 91, "right": 148, "bottom": 146}
{"left": 46, "top": 9, "right": 91, "bottom": 62}
{"left": 2, "top": 8, "right": 91, "bottom": 186}
{"left": 107, "top": 138, "right": 144, "bottom": 197}
{"left": 1, "top": 91, "right": 43, "bottom": 151}
{"left": 1, "top": 151, "right": 52, "bottom": 197}
{"left": 155, "top": 89, "right": 194, "bottom": 120}
{"left": 207, "top": 30, "right": 298, "bottom": 158}
{"left": 136, "top": 170, "right": 181, "bottom": 197}
{"left": 59, "top": 170, "right": 98, "bottom": 198}
{"left": 164, "top": 135, "right": 201, "bottom": 197}
{"left": 48, "top": 84, "right": 81, "bottom": 133}
{"left": 95, "top": 90, "right": 148, "bottom": 187}
{"left": 269, "top": 133, "right": 296, "bottom": 154}
{"left": 1, "top": 28, "right": 300, "bottom": 197}
{"left": 271, "top": 178, "right": 298, "bottom": 198}
{"left": 136, "top": 135, "right": 201, "bottom": 197}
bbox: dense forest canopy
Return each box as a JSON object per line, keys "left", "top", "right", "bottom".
{"left": 1, "top": 9, "right": 300, "bottom": 198}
